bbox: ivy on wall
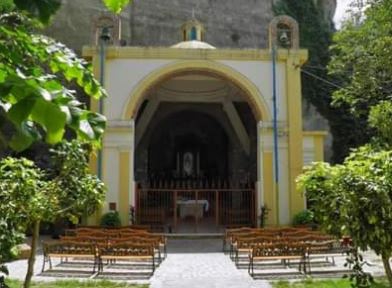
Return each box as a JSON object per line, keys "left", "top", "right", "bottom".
{"left": 273, "top": 0, "right": 370, "bottom": 163}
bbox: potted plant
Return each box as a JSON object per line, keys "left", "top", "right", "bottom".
{"left": 292, "top": 210, "right": 316, "bottom": 229}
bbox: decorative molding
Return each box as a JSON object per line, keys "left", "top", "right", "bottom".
{"left": 82, "top": 46, "right": 308, "bottom": 64}
{"left": 120, "top": 60, "right": 273, "bottom": 122}
{"left": 303, "top": 131, "right": 328, "bottom": 137}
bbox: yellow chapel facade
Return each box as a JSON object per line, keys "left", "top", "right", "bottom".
{"left": 84, "top": 15, "right": 326, "bottom": 231}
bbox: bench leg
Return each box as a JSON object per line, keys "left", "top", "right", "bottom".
{"left": 152, "top": 255, "right": 155, "bottom": 274}
{"left": 248, "top": 257, "right": 254, "bottom": 277}
{"left": 304, "top": 255, "right": 311, "bottom": 275}
{"left": 251, "top": 257, "right": 254, "bottom": 277}
{"left": 298, "top": 257, "right": 304, "bottom": 274}
{"left": 41, "top": 255, "right": 47, "bottom": 272}
{"left": 98, "top": 258, "right": 103, "bottom": 274}
{"left": 93, "top": 256, "right": 99, "bottom": 273}
{"left": 158, "top": 249, "right": 162, "bottom": 263}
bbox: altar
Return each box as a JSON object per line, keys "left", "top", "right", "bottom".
{"left": 176, "top": 199, "right": 209, "bottom": 219}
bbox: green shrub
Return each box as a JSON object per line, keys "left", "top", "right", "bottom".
{"left": 100, "top": 211, "right": 121, "bottom": 227}
{"left": 292, "top": 210, "right": 314, "bottom": 226}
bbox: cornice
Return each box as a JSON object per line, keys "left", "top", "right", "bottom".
{"left": 83, "top": 46, "right": 308, "bottom": 64}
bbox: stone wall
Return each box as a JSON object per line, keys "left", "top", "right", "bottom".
{"left": 45, "top": 0, "right": 274, "bottom": 53}
{"left": 45, "top": 0, "right": 336, "bottom": 53}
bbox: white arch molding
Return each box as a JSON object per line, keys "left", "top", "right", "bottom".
{"left": 120, "top": 60, "right": 271, "bottom": 224}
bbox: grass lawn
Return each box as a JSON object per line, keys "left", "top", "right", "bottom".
{"left": 5, "top": 279, "right": 148, "bottom": 288}
{"left": 273, "top": 279, "right": 389, "bottom": 288}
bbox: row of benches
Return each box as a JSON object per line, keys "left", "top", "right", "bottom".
{"left": 223, "top": 227, "right": 349, "bottom": 277}
{"left": 42, "top": 227, "right": 167, "bottom": 275}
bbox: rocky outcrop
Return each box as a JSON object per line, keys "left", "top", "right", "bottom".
{"left": 319, "top": 0, "right": 337, "bottom": 21}
{"left": 45, "top": 0, "right": 336, "bottom": 54}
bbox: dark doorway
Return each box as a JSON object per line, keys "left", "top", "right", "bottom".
{"left": 148, "top": 110, "right": 228, "bottom": 182}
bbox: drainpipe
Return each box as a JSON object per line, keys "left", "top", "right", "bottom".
{"left": 97, "top": 27, "right": 111, "bottom": 180}
{"left": 272, "top": 46, "right": 280, "bottom": 225}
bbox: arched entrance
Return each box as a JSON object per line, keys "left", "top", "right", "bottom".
{"left": 125, "top": 61, "right": 271, "bottom": 232}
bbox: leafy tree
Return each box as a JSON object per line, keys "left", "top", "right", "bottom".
{"left": 0, "top": 1, "right": 130, "bottom": 287}
{"left": 0, "top": 0, "right": 133, "bottom": 154}
{"left": 274, "top": 0, "right": 369, "bottom": 163}
{"left": 328, "top": 0, "right": 392, "bottom": 132}
{"left": 298, "top": 146, "right": 392, "bottom": 286}
{"left": 368, "top": 101, "right": 392, "bottom": 147}
{"left": 0, "top": 141, "right": 106, "bottom": 288}
{"left": 0, "top": 13, "right": 106, "bottom": 152}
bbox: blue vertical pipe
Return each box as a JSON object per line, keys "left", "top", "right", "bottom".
{"left": 272, "top": 46, "right": 279, "bottom": 223}
{"left": 97, "top": 40, "right": 105, "bottom": 180}
{"left": 272, "top": 47, "right": 279, "bottom": 183}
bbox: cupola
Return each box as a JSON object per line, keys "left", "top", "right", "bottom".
{"left": 171, "top": 18, "right": 215, "bottom": 50}
{"left": 181, "top": 18, "right": 205, "bottom": 42}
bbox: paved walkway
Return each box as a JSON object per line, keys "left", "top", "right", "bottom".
{"left": 5, "top": 237, "right": 388, "bottom": 288}
{"left": 150, "top": 239, "right": 271, "bottom": 288}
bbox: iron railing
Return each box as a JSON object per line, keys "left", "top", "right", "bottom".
{"left": 135, "top": 180, "right": 256, "bottom": 233}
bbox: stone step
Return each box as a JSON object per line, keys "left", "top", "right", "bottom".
{"left": 165, "top": 233, "right": 223, "bottom": 239}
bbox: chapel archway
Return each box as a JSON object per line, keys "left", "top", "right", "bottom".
{"left": 130, "top": 67, "right": 264, "bottom": 233}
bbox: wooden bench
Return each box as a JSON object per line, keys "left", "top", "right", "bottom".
{"left": 306, "top": 239, "right": 348, "bottom": 270}
{"left": 98, "top": 242, "right": 156, "bottom": 275}
{"left": 248, "top": 241, "right": 308, "bottom": 277}
{"left": 233, "top": 235, "right": 276, "bottom": 266}
{"left": 42, "top": 241, "right": 98, "bottom": 273}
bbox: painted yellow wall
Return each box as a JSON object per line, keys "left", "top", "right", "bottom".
{"left": 263, "top": 151, "right": 276, "bottom": 225}
{"left": 286, "top": 54, "right": 306, "bottom": 220}
{"left": 119, "top": 151, "right": 130, "bottom": 225}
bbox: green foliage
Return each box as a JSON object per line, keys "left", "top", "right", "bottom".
{"left": 100, "top": 211, "right": 122, "bottom": 227}
{"left": 273, "top": 278, "right": 389, "bottom": 288}
{"left": 0, "top": 141, "right": 106, "bottom": 286}
{"left": 13, "top": 0, "right": 61, "bottom": 25}
{"left": 328, "top": 0, "right": 392, "bottom": 149}
{"left": 259, "top": 205, "right": 269, "bottom": 228}
{"left": 0, "top": 0, "right": 14, "bottom": 13}
{"left": 50, "top": 141, "right": 106, "bottom": 221}
{"left": 274, "top": 0, "right": 368, "bottom": 163}
{"left": 0, "top": 156, "right": 53, "bottom": 283}
{"left": 329, "top": 0, "right": 392, "bottom": 112}
{"left": 297, "top": 146, "right": 392, "bottom": 286}
{"left": 103, "top": 0, "right": 132, "bottom": 14}
{"left": 0, "top": 13, "right": 106, "bottom": 152}
{"left": 368, "top": 101, "right": 392, "bottom": 147}
{"left": 344, "top": 248, "right": 374, "bottom": 288}
{"left": 292, "top": 210, "right": 314, "bottom": 226}
{"left": 0, "top": 157, "right": 50, "bottom": 260}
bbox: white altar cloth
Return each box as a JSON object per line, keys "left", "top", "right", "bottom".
{"left": 177, "top": 200, "right": 209, "bottom": 219}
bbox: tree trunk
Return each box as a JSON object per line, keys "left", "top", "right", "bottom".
{"left": 24, "top": 220, "right": 40, "bottom": 288}
{"left": 381, "top": 253, "right": 392, "bottom": 286}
